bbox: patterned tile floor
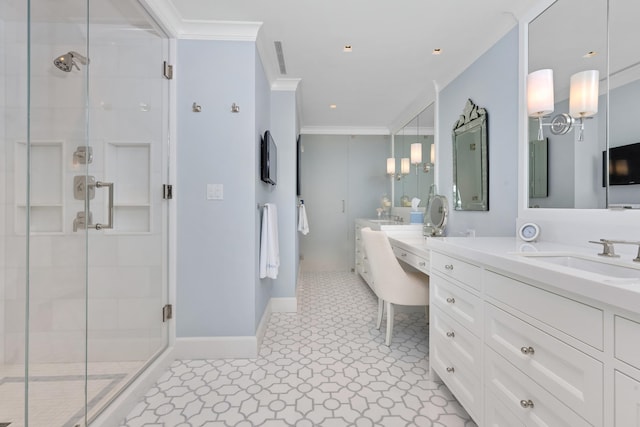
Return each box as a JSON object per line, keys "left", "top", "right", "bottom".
{"left": 121, "top": 271, "right": 476, "bottom": 426}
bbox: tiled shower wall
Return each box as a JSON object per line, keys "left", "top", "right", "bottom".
{"left": 2, "top": 20, "right": 165, "bottom": 365}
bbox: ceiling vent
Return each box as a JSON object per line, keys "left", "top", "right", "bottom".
{"left": 274, "top": 41, "right": 287, "bottom": 75}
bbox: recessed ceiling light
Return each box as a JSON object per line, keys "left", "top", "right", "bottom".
{"left": 343, "top": 45, "right": 352, "bottom": 52}
{"left": 329, "top": 104, "right": 337, "bottom": 109}
{"left": 583, "top": 51, "right": 597, "bottom": 58}
{"left": 432, "top": 48, "right": 442, "bottom": 55}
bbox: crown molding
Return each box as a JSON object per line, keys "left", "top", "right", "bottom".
{"left": 139, "top": 0, "right": 262, "bottom": 40}
{"left": 272, "top": 79, "right": 301, "bottom": 91}
{"left": 300, "top": 126, "right": 390, "bottom": 136}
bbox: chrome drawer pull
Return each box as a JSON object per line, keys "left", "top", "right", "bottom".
{"left": 446, "top": 297, "right": 456, "bottom": 304}
{"left": 520, "top": 346, "right": 535, "bottom": 355}
{"left": 401, "top": 253, "right": 407, "bottom": 257}
{"left": 419, "top": 261, "right": 426, "bottom": 266}
{"left": 520, "top": 399, "right": 534, "bottom": 409}
{"left": 445, "top": 264, "right": 454, "bottom": 270}
{"left": 446, "top": 367, "right": 455, "bottom": 373}
{"left": 446, "top": 331, "right": 455, "bottom": 338}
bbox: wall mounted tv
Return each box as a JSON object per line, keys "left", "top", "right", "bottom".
{"left": 261, "top": 130, "right": 277, "bottom": 185}
{"left": 609, "top": 142, "right": 640, "bottom": 186}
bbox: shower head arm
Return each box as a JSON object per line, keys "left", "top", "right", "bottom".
{"left": 69, "top": 51, "right": 89, "bottom": 65}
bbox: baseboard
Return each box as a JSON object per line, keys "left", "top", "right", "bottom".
{"left": 90, "top": 346, "right": 175, "bottom": 427}
{"left": 271, "top": 297, "right": 297, "bottom": 312}
{"left": 173, "top": 336, "right": 258, "bottom": 359}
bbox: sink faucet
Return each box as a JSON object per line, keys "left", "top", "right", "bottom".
{"left": 589, "top": 239, "right": 619, "bottom": 258}
{"left": 590, "top": 239, "right": 640, "bottom": 262}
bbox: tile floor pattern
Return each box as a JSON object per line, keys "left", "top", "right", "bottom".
{"left": 122, "top": 271, "right": 477, "bottom": 426}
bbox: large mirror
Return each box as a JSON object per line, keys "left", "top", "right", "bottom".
{"left": 452, "top": 99, "right": 489, "bottom": 211}
{"left": 528, "top": 0, "right": 640, "bottom": 209}
{"left": 392, "top": 104, "right": 435, "bottom": 207}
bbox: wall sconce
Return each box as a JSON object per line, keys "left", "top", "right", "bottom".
{"left": 423, "top": 144, "right": 435, "bottom": 173}
{"left": 411, "top": 143, "right": 422, "bottom": 174}
{"left": 387, "top": 157, "right": 411, "bottom": 180}
{"left": 527, "top": 69, "right": 599, "bottom": 142}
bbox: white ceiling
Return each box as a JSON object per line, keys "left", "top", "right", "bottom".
{"left": 159, "top": 0, "right": 545, "bottom": 134}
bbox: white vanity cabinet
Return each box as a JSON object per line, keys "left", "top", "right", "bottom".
{"left": 429, "top": 253, "right": 483, "bottom": 420}
{"left": 421, "top": 237, "right": 640, "bottom": 427}
{"left": 354, "top": 222, "right": 372, "bottom": 287}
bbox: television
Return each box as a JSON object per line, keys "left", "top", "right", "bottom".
{"left": 261, "top": 130, "right": 277, "bottom": 185}
{"left": 608, "top": 142, "right": 640, "bottom": 186}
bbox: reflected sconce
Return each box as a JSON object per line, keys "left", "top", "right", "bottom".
{"left": 387, "top": 157, "right": 410, "bottom": 180}
{"left": 410, "top": 143, "right": 422, "bottom": 174}
{"left": 423, "top": 144, "right": 435, "bottom": 173}
{"left": 527, "top": 68, "right": 599, "bottom": 142}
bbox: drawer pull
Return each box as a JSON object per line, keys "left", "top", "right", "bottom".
{"left": 401, "top": 253, "right": 407, "bottom": 257}
{"left": 445, "top": 264, "right": 454, "bottom": 270}
{"left": 520, "top": 346, "right": 535, "bottom": 355}
{"left": 419, "top": 261, "right": 426, "bottom": 266}
{"left": 520, "top": 399, "right": 534, "bottom": 409}
{"left": 446, "top": 367, "right": 455, "bottom": 373}
{"left": 446, "top": 331, "right": 455, "bottom": 338}
{"left": 446, "top": 297, "right": 456, "bottom": 304}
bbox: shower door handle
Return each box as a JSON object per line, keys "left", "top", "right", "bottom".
{"left": 73, "top": 178, "right": 114, "bottom": 231}
{"left": 91, "top": 181, "right": 114, "bottom": 230}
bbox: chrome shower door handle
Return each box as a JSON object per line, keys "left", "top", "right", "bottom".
{"left": 92, "top": 181, "right": 114, "bottom": 230}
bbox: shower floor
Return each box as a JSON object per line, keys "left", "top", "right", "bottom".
{"left": 0, "top": 360, "right": 144, "bottom": 427}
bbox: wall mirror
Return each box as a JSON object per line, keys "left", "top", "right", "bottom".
{"left": 452, "top": 99, "right": 488, "bottom": 211}
{"left": 392, "top": 103, "right": 435, "bottom": 207}
{"left": 527, "top": 0, "right": 640, "bottom": 209}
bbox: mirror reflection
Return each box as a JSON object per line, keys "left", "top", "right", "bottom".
{"left": 392, "top": 104, "right": 435, "bottom": 207}
{"left": 527, "top": 0, "right": 640, "bottom": 209}
{"left": 452, "top": 99, "right": 489, "bottom": 211}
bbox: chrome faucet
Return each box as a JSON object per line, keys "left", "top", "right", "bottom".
{"left": 589, "top": 239, "right": 618, "bottom": 257}
{"left": 589, "top": 239, "right": 640, "bottom": 262}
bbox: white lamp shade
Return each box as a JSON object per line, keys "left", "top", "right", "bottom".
{"left": 386, "top": 157, "right": 395, "bottom": 174}
{"left": 527, "top": 69, "right": 554, "bottom": 117}
{"left": 401, "top": 158, "right": 410, "bottom": 174}
{"left": 569, "top": 70, "right": 599, "bottom": 118}
{"left": 430, "top": 144, "right": 435, "bottom": 164}
{"left": 410, "top": 143, "right": 422, "bottom": 164}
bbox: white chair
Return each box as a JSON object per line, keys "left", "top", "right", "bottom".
{"left": 360, "top": 227, "right": 429, "bottom": 345}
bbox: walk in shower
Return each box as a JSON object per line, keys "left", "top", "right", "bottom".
{"left": 1, "top": 0, "right": 170, "bottom": 425}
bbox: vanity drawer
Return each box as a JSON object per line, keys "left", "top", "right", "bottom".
{"left": 432, "top": 334, "right": 481, "bottom": 422}
{"left": 485, "top": 303, "right": 603, "bottom": 426}
{"left": 485, "top": 389, "right": 525, "bottom": 427}
{"left": 431, "top": 251, "right": 481, "bottom": 291}
{"left": 615, "top": 370, "right": 640, "bottom": 426}
{"left": 485, "top": 270, "right": 604, "bottom": 350}
{"left": 392, "top": 245, "right": 430, "bottom": 274}
{"left": 615, "top": 315, "right": 640, "bottom": 368}
{"left": 485, "top": 348, "right": 592, "bottom": 427}
{"left": 432, "top": 306, "right": 482, "bottom": 373}
{"left": 431, "top": 274, "right": 482, "bottom": 337}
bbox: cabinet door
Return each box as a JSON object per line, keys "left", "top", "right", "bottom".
{"left": 615, "top": 371, "right": 640, "bottom": 426}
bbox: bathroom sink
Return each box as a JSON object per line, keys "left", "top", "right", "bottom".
{"left": 368, "top": 219, "right": 400, "bottom": 224}
{"left": 516, "top": 252, "right": 640, "bottom": 281}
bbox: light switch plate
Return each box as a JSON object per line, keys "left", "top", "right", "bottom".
{"left": 207, "top": 184, "right": 223, "bottom": 200}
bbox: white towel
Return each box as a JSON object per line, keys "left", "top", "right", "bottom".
{"left": 297, "top": 204, "right": 309, "bottom": 235}
{"left": 259, "top": 203, "right": 280, "bottom": 279}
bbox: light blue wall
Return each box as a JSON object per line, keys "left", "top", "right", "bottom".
{"left": 439, "top": 27, "right": 519, "bottom": 236}
{"left": 269, "top": 89, "right": 299, "bottom": 299}
{"left": 177, "top": 40, "right": 267, "bottom": 337}
{"left": 254, "top": 50, "right": 274, "bottom": 327}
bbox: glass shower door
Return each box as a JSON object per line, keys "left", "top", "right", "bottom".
{"left": 1, "top": 0, "right": 170, "bottom": 425}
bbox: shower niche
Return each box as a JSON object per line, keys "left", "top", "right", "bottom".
{"left": 14, "top": 140, "right": 64, "bottom": 234}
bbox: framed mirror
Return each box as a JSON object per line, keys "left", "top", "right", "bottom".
{"left": 452, "top": 99, "right": 489, "bottom": 211}
{"left": 391, "top": 104, "right": 435, "bottom": 208}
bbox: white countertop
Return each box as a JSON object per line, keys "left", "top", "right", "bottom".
{"left": 387, "top": 235, "right": 640, "bottom": 315}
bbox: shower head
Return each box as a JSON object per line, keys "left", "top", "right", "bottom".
{"left": 53, "top": 51, "right": 89, "bottom": 72}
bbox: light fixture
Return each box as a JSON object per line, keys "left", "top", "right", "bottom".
{"left": 386, "top": 157, "right": 410, "bottom": 181}
{"left": 343, "top": 45, "right": 352, "bottom": 52}
{"left": 527, "top": 68, "right": 599, "bottom": 141}
{"left": 329, "top": 104, "right": 337, "bottom": 109}
{"left": 411, "top": 115, "right": 422, "bottom": 174}
{"left": 423, "top": 144, "right": 435, "bottom": 173}
{"left": 432, "top": 48, "right": 442, "bottom": 55}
